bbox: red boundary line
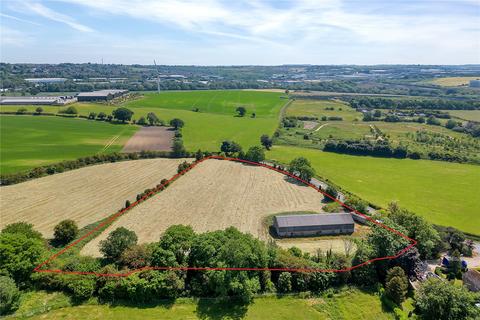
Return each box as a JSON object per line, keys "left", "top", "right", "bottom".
{"left": 33, "top": 155, "right": 417, "bottom": 277}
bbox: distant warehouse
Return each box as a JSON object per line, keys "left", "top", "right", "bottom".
{"left": 0, "top": 96, "right": 76, "bottom": 106}
{"left": 273, "top": 213, "right": 354, "bottom": 237}
{"left": 77, "top": 89, "right": 128, "bottom": 102}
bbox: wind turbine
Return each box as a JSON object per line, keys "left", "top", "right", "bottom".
{"left": 153, "top": 59, "right": 160, "bottom": 94}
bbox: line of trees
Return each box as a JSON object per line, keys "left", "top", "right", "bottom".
{"left": 349, "top": 97, "right": 480, "bottom": 110}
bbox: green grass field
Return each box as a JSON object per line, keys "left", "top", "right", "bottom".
{"left": 286, "top": 99, "right": 361, "bottom": 121}
{"left": 267, "top": 146, "right": 480, "bottom": 235}
{"left": 125, "top": 90, "right": 286, "bottom": 117}
{"left": 446, "top": 110, "right": 480, "bottom": 122}
{"left": 0, "top": 116, "right": 138, "bottom": 174}
{"left": 15, "top": 288, "right": 392, "bottom": 320}
{"left": 1, "top": 91, "right": 287, "bottom": 153}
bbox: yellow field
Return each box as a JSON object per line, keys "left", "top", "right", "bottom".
{"left": 0, "top": 158, "right": 186, "bottom": 237}
{"left": 428, "top": 76, "right": 480, "bottom": 87}
{"left": 81, "top": 159, "right": 327, "bottom": 256}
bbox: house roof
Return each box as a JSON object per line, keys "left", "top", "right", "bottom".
{"left": 274, "top": 213, "right": 354, "bottom": 228}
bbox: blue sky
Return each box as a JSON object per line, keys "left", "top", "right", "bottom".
{"left": 1, "top": 0, "right": 479, "bottom": 65}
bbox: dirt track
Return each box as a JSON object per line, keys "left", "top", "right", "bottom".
{"left": 82, "top": 159, "right": 326, "bottom": 257}
{"left": 122, "top": 127, "right": 174, "bottom": 152}
{"left": 0, "top": 158, "right": 186, "bottom": 237}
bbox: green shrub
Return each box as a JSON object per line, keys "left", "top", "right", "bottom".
{"left": 0, "top": 276, "right": 20, "bottom": 315}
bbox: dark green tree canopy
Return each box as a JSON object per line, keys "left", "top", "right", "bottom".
{"left": 53, "top": 219, "right": 79, "bottom": 246}
{"left": 112, "top": 107, "right": 134, "bottom": 123}
{"left": 100, "top": 227, "right": 138, "bottom": 261}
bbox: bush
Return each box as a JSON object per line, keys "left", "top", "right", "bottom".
{"left": 59, "top": 106, "right": 78, "bottom": 115}
{"left": 245, "top": 146, "right": 265, "bottom": 162}
{"left": 0, "top": 276, "right": 20, "bottom": 315}
{"left": 16, "top": 107, "right": 28, "bottom": 114}
{"left": 35, "top": 107, "right": 43, "bottom": 114}
{"left": 324, "top": 185, "right": 338, "bottom": 200}
{"left": 277, "top": 272, "right": 292, "bottom": 293}
{"left": 53, "top": 220, "right": 79, "bottom": 245}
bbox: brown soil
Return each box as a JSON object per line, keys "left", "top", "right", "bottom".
{"left": 122, "top": 126, "right": 174, "bottom": 152}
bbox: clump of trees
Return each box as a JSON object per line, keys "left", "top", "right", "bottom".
{"left": 59, "top": 106, "right": 78, "bottom": 115}
{"left": 350, "top": 97, "right": 480, "bottom": 110}
{"left": 415, "top": 278, "right": 479, "bottom": 320}
{"left": 288, "top": 157, "right": 315, "bottom": 182}
{"left": 220, "top": 140, "right": 242, "bottom": 155}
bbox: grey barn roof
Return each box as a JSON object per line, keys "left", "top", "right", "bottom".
{"left": 275, "top": 213, "right": 354, "bottom": 228}
{"left": 77, "top": 89, "right": 127, "bottom": 97}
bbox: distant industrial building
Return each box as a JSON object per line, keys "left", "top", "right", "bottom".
{"left": 469, "top": 79, "right": 480, "bottom": 88}
{"left": 273, "top": 213, "right": 354, "bottom": 237}
{"left": 77, "top": 89, "right": 128, "bottom": 102}
{"left": 0, "top": 96, "right": 76, "bottom": 105}
{"left": 25, "top": 78, "right": 67, "bottom": 83}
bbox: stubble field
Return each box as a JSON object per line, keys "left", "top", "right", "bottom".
{"left": 0, "top": 158, "right": 186, "bottom": 237}
{"left": 81, "top": 159, "right": 326, "bottom": 256}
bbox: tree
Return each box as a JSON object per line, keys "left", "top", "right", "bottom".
{"left": 172, "top": 139, "right": 186, "bottom": 157}
{"left": 277, "top": 272, "right": 292, "bottom": 293}
{"left": 112, "top": 107, "right": 134, "bottom": 123}
{"left": 385, "top": 267, "right": 408, "bottom": 305}
{"left": 220, "top": 140, "right": 242, "bottom": 155}
{"left": 2, "top": 222, "right": 42, "bottom": 240}
{"left": 260, "top": 134, "right": 273, "bottom": 150}
{"left": 324, "top": 185, "right": 338, "bottom": 200}
{"left": 373, "top": 109, "right": 382, "bottom": 117}
{"left": 0, "top": 232, "right": 46, "bottom": 285}
{"left": 53, "top": 220, "right": 78, "bottom": 245}
{"left": 344, "top": 196, "right": 368, "bottom": 214}
{"left": 137, "top": 117, "right": 147, "bottom": 125}
{"left": 100, "top": 227, "right": 138, "bottom": 261}
{"left": 415, "top": 278, "right": 479, "bottom": 320}
{"left": 445, "top": 119, "right": 457, "bottom": 129}
{"left": 288, "top": 157, "right": 315, "bottom": 182}
{"left": 0, "top": 276, "right": 20, "bottom": 315}
{"left": 147, "top": 112, "right": 160, "bottom": 126}
{"left": 169, "top": 118, "right": 184, "bottom": 129}
{"left": 236, "top": 106, "right": 246, "bottom": 117}
{"left": 88, "top": 112, "right": 97, "bottom": 120}
{"left": 245, "top": 146, "right": 265, "bottom": 162}
{"left": 119, "top": 244, "right": 152, "bottom": 269}
{"left": 35, "top": 107, "right": 43, "bottom": 114}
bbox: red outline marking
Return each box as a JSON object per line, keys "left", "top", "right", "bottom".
{"left": 33, "top": 156, "right": 417, "bottom": 277}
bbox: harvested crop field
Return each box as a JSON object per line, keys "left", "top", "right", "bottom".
{"left": 122, "top": 126, "right": 174, "bottom": 152}
{"left": 0, "top": 158, "right": 187, "bottom": 238}
{"left": 81, "top": 159, "right": 326, "bottom": 256}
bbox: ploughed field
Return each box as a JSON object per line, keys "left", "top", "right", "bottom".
{"left": 0, "top": 158, "right": 186, "bottom": 238}
{"left": 81, "top": 159, "right": 326, "bottom": 257}
{"left": 121, "top": 126, "right": 174, "bottom": 152}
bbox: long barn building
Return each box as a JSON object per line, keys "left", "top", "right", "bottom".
{"left": 274, "top": 213, "right": 354, "bottom": 237}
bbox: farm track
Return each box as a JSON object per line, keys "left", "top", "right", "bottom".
{"left": 0, "top": 158, "right": 188, "bottom": 237}
{"left": 81, "top": 159, "right": 326, "bottom": 257}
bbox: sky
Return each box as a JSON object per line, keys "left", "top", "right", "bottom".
{"left": 1, "top": 0, "right": 479, "bottom": 65}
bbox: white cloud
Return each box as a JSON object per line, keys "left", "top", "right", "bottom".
{"left": 22, "top": 1, "right": 94, "bottom": 32}
{"left": 0, "top": 13, "right": 42, "bottom": 26}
